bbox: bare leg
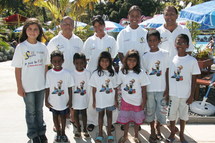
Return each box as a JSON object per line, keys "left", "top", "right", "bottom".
{"left": 168, "top": 121, "right": 176, "bottom": 140}
{"left": 53, "top": 114, "right": 61, "bottom": 135}
{"left": 150, "top": 121, "right": 156, "bottom": 137}
{"left": 134, "top": 123, "right": 140, "bottom": 138}
{"left": 179, "top": 119, "right": 187, "bottom": 142}
{"left": 98, "top": 110, "right": 105, "bottom": 137}
{"left": 74, "top": 110, "right": 81, "bottom": 132}
{"left": 82, "top": 109, "right": 88, "bottom": 132}
{"left": 118, "top": 123, "right": 129, "bottom": 143}
{"left": 60, "top": 114, "right": 66, "bottom": 136}
{"left": 106, "top": 110, "right": 113, "bottom": 136}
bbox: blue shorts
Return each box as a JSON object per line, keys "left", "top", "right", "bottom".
{"left": 96, "top": 106, "right": 116, "bottom": 112}
{"left": 50, "top": 108, "right": 70, "bottom": 115}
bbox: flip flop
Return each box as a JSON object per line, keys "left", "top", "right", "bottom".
{"left": 149, "top": 135, "right": 157, "bottom": 143}
{"left": 87, "top": 124, "right": 95, "bottom": 132}
{"left": 166, "top": 138, "right": 175, "bottom": 143}
{"left": 118, "top": 136, "right": 127, "bottom": 143}
{"left": 95, "top": 136, "right": 103, "bottom": 143}
{"left": 74, "top": 131, "right": 81, "bottom": 138}
{"left": 156, "top": 133, "right": 164, "bottom": 141}
{"left": 83, "top": 131, "right": 90, "bottom": 138}
{"left": 107, "top": 136, "right": 114, "bottom": 142}
{"left": 134, "top": 137, "right": 141, "bottom": 143}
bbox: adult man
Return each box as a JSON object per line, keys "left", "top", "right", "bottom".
{"left": 47, "top": 16, "right": 83, "bottom": 125}
{"left": 47, "top": 16, "right": 83, "bottom": 71}
{"left": 157, "top": 6, "right": 194, "bottom": 60}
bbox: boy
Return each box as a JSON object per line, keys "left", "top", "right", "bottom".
{"left": 167, "top": 34, "right": 200, "bottom": 143}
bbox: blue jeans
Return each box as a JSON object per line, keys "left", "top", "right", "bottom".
{"left": 23, "top": 89, "right": 46, "bottom": 139}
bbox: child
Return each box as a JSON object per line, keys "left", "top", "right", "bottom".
{"left": 142, "top": 30, "right": 169, "bottom": 143}
{"left": 11, "top": 18, "right": 48, "bottom": 143}
{"left": 117, "top": 5, "right": 149, "bottom": 63}
{"left": 167, "top": 34, "right": 200, "bottom": 143}
{"left": 72, "top": 53, "right": 91, "bottom": 138}
{"left": 45, "top": 50, "right": 74, "bottom": 142}
{"left": 117, "top": 49, "right": 150, "bottom": 143}
{"left": 89, "top": 51, "right": 118, "bottom": 143}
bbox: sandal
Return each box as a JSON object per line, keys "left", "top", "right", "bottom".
{"left": 118, "top": 136, "right": 127, "bottom": 143}
{"left": 166, "top": 138, "right": 175, "bottom": 143}
{"left": 134, "top": 137, "right": 141, "bottom": 143}
{"left": 74, "top": 131, "right": 81, "bottom": 138}
{"left": 87, "top": 124, "right": 95, "bottom": 132}
{"left": 149, "top": 135, "right": 157, "bottom": 143}
{"left": 54, "top": 135, "right": 61, "bottom": 142}
{"left": 83, "top": 131, "right": 90, "bottom": 138}
{"left": 107, "top": 136, "right": 114, "bottom": 142}
{"left": 95, "top": 136, "right": 103, "bottom": 143}
{"left": 61, "top": 135, "right": 68, "bottom": 142}
{"left": 156, "top": 133, "right": 164, "bottom": 141}
{"left": 111, "top": 125, "right": 115, "bottom": 132}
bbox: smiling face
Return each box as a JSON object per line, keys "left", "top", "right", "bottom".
{"left": 127, "top": 57, "right": 137, "bottom": 70}
{"left": 51, "top": 56, "right": 64, "bottom": 70}
{"left": 100, "top": 58, "right": 110, "bottom": 70}
{"left": 60, "top": 17, "right": 74, "bottom": 35}
{"left": 26, "top": 24, "right": 40, "bottom": 43}
{"left": 74, "top": 59, "right": 86, "bottom": 72}
{"left": 93, "top": 21, "right": 105, "bottom": 35}
{"left": 147, "top": 35, "right": 160, "bottom": 52}
{"left": 128, "top": 10, "right": 141, "bottom": 29}
{"left": 175, "top": 37, "right": 189, "bottom": 56}
{"left": 164, "top": 7, "right": 178, "bottom": 26}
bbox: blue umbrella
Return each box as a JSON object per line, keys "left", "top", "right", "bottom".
{"left": 104, "top": 21, "right": 124, "bottom": 32}
{"left": 180, "top": 1, "right": 215, "bottom": 27}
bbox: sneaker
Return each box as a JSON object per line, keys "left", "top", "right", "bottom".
{"left": 31, "top": 136, "right": 41, "bottom": 143}
{"left": 39, "top": 135, "right": 48, "bottom": 143}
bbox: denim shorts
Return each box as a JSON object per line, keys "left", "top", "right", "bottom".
{"left": 50, "top": 108, "right": 70, "bottom": 115}
{"left": 96, "top": 105, "right": 116, "bottom": 112}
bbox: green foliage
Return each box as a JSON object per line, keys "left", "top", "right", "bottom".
{"left": 193, "top": 47, "right": 212, "bottom": 60}
{"left": 74, "top": 25, "right": 94, "bottom": 42}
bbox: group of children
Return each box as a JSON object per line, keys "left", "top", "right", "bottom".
{"left": 12, "top": 5, "right": 201, "bottom": 143}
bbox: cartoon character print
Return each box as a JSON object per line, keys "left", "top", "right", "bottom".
{"left": 74, "top": 81, "right": 86, "bottom": 96}
{"left": 124, "top": 79, "right": 136, "bottom": 94}
{"left": 100, "top": 79, "right": 113, "bottom": 94}
{"left": 24, "top": 51, "right": 36, "bottom": 60}
{"left": 171, "top": 65, "right": 183, "bottom": 81}
{"left": 52, "top": 80, "right": 64, "bottom": 96}
{"left": 149, "top": 60, "right": 162, "bottom": 76}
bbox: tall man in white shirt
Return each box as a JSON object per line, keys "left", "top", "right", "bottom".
{"left": 47, "top": 16, "right": 84, "bottom": 127}
{"left": 157, "top": 6, "right": 194, "bottom": 61}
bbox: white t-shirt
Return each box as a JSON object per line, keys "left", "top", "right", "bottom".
{"left": 117, "top": 70, "right": 150, "bottom": 106}
{"left": 169, "top": 55, "right": 200, "bottom": 98}
{"left": 142, "top": 49, "right": 169, "bottom": 92}
{"left": 47, "top": 32, "right": 83, "bottom": 71}
{"left": 157, "top": 25, "right": 194, "bottom": 60}
{"left": 11, "top": 40, "right": 49, "bottom": 92}
{"left": 71, "top": 69, "right": 91, "bottom": 110}
{"left": 46, "top": 69, "right": 74, "bottom": 110}
{"left": 83, "top": 33, "right": 117, "bottom": 73}
{"left": 89, "top": 70, "right": 118, "bottom": 108}
{"left": 117, "top": 25, "right": 149, "bottom": 57}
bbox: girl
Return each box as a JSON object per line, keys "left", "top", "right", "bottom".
{"left": 72, "top": 53, "right": 91, "bottom": 138}
{"left": 45, "top": 50, "right": 74, "bottom": 142}
{"left": 89, "top": 51, "right": 118, "bottom": 143}
{"left": 11, "top": 18, "right": 48, "bottom": 143}
{"left": 117, "top": 50, "right": 150, "bottom": 143}
{"left": 117, "top": 5, "right": 149, "bottom": 63}
{"left": 142, "top": 30, "right": 169, "bottom": 143}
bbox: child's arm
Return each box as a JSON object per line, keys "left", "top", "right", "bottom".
{"left": 114, "top": 87, "right": 118, "bottom": 108}
{"left": 187, "top": 75, "right": 197, "bottom": 105}
{"left": 45, "top": 88, "right": 52, "bottom": 108}
{"left": 164, "top": 68, "right": 169, "bottom": 102}
{"left": 67, "top": 87, "right": 73, "bottom": 108}
{"left": 15, "top": 68, "right": 25, "bottom": 97}
{"left": 92, "top": 87, "right": 97, "bottom": 109}
{"left": 141, "top": 86, "right": 147, "bottom": 110}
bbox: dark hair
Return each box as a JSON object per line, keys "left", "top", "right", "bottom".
{"left": 176, "top": 34, "right": 189, "bottom": 45}
{"left": 92, "top": 15, "right": 105, "bottom": 26}
{"left": 122, "top": 49, "right": 141, "bottom": 74}
{"left": 73, "top": 53, "right": 87, "bottom": 64}
{"left": 19, "top": 18, "right": 44, "bottom": 43}
{"left": 50, "top": 50, "right": 64, "bottom": 61}
{"left": 147, "top": 30, "right": 161, "bottom": 41}
{"left": 164, "top": 6, "right": 178, "bottom": 15}
{"left": 96, "top": 51, "right": 114, "bottom": 77}
{"left": 60, "top": 16, "right": 74, "bottom": 26}
{"left": 128, "top": 5, "right": 142, "bottom": 15}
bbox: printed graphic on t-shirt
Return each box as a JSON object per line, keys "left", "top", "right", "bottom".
{"left": 106, "top": 47, "right": 111, "bottom": 52}
{"left": 124, "top": 79, "right": 136, "bottom": 94}
{"left": 56, "top": 44, "right": 64, "bottom": 52}
{"left": 161, "top": 37, "right": 168, "bottom": 43}
{"left": 140, "top": 37, "right": 145, "bottom": 43}
{"left": 52, "top": 80, "right": 64, "bottom": 96}
{"left": 149, "top": 60, "right": 162, "bottom": 76}
{"left": 171, "top": 65, "right": 183, "bottom": 81}
{"left": 24, "top": 51, "right": 36, "bottom": 60}
{"left": 74, "top": 81, "right": 86, "bottom": 96}
{"left": 24, "top": 51, "right": 44, "bottom": 67}
{"left": 99, "top": 79, "right": 113, "bottom": 94}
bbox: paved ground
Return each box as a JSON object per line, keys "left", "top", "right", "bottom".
{"left": 0, "top": 61, "right": 215, "bottom": 143}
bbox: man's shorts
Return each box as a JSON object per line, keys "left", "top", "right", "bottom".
{"left": 96, "top": 105, "right": 116, "bottom": 112}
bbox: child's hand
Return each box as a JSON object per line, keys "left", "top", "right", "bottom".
{"left": 17, "top": 86, "right": 25, "bottom": 97}
{"left": 115, "top": 101, "right": 118, "bottom": 108}
{"left": 45, "top": 101, "right": 52, "bottom": 108}
{"left": 186, "top": 96, "right": 193, "bottom": 105}
{"left": 141, "top": 103, "right": 145, "bottom": 110}
{"left": 92, "top": 102, "right": 96, "bottom": 109}
{"left": 67, "top": 100, "right": 72, "bottom": 108}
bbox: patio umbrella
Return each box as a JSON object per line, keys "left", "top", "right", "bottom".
{"left": 180, "top": 1, "right": 215, "bottom": 27}
{"left": 4, "top": 14, "right": 27, "bottom": 25}
{"left": 139, "top": 14, "right": 187, "bottom": 28}
{"left": 105, "top": 21, "right": 124, "bottom": 32}
{"left": 74, "top": 21, "right": 87, "bottom": 28}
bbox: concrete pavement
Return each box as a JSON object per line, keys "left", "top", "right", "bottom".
{"left": 0, "top": 61, "right": 215, "bottom": 143}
